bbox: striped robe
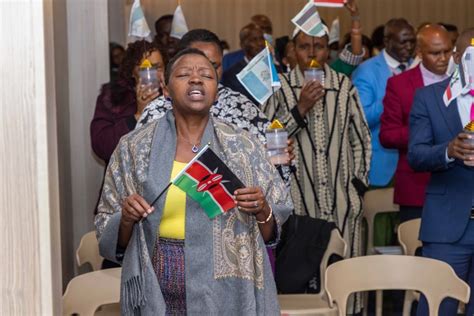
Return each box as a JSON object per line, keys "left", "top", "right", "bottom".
{"left": 264, "top": 64, "right": 371, "bottom": 259}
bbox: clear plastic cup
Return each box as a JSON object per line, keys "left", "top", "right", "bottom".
{"left": 304, "top": 68, "right": 324, "bottom": 85}
{"left": 464, "top": 130, "right": 474, "bottom": 166}
{"left": 139, "top": 67, "right": 159, "bottom": 90}
{"left": 266, "top": 128, "right": 288, "bottom": 165}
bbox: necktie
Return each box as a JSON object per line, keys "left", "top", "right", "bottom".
{"left": 397, "top": 64, "right": 406, "bottom": 73}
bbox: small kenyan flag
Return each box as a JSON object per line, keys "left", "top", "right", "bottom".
{"left": 171, "top": 144, "right": 244, "bottom": 219}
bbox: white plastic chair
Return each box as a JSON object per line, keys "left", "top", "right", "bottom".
{"left": 279, "top": 229, "right": 347, "bottom": 315}
{"left": 76, "top": 231, "right": 103, "bottom": 270}
{"left": 62, "top": 268, "right": 121, "bottom": 316}
{"left": 362, "top": 188, "right": 400, "bottom": 316}
{"left": 325, "top": 255, "right": 470, "bottom": 316}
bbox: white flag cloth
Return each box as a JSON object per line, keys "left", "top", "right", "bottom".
{"left": 128, "top": 0, "right": 151, "bottom": 39}
{"left": 328, "top": 18, "right": 340, "bottom": 45}
{"left": 236, "top": 46, "right": 281, "bottom": 105}
{"left": 170, "top": 5, "right": 189, "bottom": 39}
{"left": 443, "top": 46, "right": 474, "bottom": 106}
{"left": 292, "top": 2, "right": 329, "bottom": 38}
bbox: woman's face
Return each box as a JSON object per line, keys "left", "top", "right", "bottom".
{"left": 133, "top": 50, "right": 165, "bottom": 84}
{"left": 165, "top": 53, "right": 218, "bottom": 116}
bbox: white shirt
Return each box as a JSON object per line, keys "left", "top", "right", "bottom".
{"left": 419, "top": 63, "right": 449, "bottom": 87}
{"left": 456, "top": 89, "right": 474, "bottom": 127}
{"left": 383, "top": 49, "right": 409, "bottom": 75}
{"left": 445, "top": 88, "right": 474, "bottom": 162}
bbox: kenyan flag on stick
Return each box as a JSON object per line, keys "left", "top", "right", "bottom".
{"left": 171, "top": 144, "right": 244, "bottom": 219}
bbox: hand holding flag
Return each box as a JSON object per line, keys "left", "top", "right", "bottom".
{"left": 170, "top": 144, "right": 244, "bottom": 219}
{"left": 292, "top": 1, "right": 329, "bottom": 37}
{"left": 236, "top": 44, "right": 281, "bottom": 105}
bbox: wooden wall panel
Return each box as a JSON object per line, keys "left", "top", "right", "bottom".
{"left": 118, "top": 0, "right": 472, "bottom": 50}
{"left": 0, "top": 0, "right": 61, "bottom": 314}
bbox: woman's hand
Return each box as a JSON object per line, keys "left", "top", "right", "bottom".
{"left": 345, "top": 0, "right": 359, "bottom": 16}
{"left": 121, "top": 193, "right": 155, "bottom": 225}
{"left": 135, "top": 79, "right": 159, "bottom": 120}
{"left": 234, "top": 187, "right": 271, "bottom": 223}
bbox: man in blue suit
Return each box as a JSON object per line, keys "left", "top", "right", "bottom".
{"left": 353, "top": 18, "right": 416, "bottom": 186}
{"left": 409, "top": 28, "right": 474, "bottom": 315}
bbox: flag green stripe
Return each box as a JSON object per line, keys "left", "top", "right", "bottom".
{"left": 173, "top": 174, "right": 224, "bottom": 218}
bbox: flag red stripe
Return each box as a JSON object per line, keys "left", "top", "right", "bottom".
{"left": 185, "top": 160, "right": 211, "bottom": 181}
{"left": 207, "top": 186, "right": 235, "bottom": 211}
{"left": 446, "top": 85, "right": 452, "bottom": 100}
{"left": 314, "top": 0, "right": 344, "bottom": 4}
{"left": 185, "top": 161, "right": 235, "bottom": 211}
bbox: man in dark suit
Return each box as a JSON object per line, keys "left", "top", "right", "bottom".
{"left": 221, "top": 23, "right": 265, "bottom": 105}
{"left": 408, "top": 28, "right": 474, "bottom": 315}
{"left": 381, "top": 24, "right": 452, "bottom": 223}
{"left": 222, "top": 14, "right": 273, "bottom": 72}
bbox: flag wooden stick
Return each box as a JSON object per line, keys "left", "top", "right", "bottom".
{"left": 150, "top": 182, "right": 172, "bottom": 207}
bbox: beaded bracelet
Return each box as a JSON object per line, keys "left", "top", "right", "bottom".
{"left": 256, "top": 206, "right": 273, "bottom": 224}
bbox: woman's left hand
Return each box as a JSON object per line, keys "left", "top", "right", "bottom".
{"left": 234, "top": 187, "right": 271, "bottom": 222}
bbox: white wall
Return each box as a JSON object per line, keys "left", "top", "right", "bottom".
{"left": 55, "top": 0, "right": 110, "bottom": 285}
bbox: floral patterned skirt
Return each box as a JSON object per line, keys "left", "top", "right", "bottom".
{"left": 152, "top": 238, "right": 186, "bottom": 315}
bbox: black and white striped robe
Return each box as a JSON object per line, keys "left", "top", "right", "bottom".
{"left": 264, "top": 64, "right": 372, "bottom": 259}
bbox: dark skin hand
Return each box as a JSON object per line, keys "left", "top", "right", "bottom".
{"left": 135, "top": 79, "right": 160, "bottom": 120}
{"left": 234, "top": 187, "right": 275, "bottom": 242}
{"left": 118, "top": 194, "right": 154, "bottom": 248}
{"left": 297, "top": 80, "right": 325, "bottom": 117}
{"left": 447, "top": 133, "right": 474, "bottom": 161}
{"left": 287, "top": 138, "right": 296, "bottom": 163}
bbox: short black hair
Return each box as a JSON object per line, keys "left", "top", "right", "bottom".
{"left": 384, "top": 18, "right": 414, "bottom": 39}
{"left": 438, "top": 23, "right": 458, "bottom": 33}
{"left": 164, "top": 48, "right": 217, "bottom": 85}
{"left": 371, "top": 25, "right": 385, "bottom": 49}
{"left": 154, "top": 14, "right": 173, "bottom": 34}
{"left": 275, "top": 36, "right": 290, "bottom": 65}
{"left": 177, "top": 29, "right": 223, "bottom": 55}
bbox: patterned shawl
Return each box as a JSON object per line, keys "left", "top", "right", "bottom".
{"left": 95, "top": 110, "right": 292, "bottom": 315}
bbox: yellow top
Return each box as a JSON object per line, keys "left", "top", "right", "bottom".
{"left": 159, "top": 161, "right": 187, "bottom": 239}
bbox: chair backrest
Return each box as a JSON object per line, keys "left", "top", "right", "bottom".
{"left": 317, "top": 229, "right": 347, "bottom": 299}
{"left": 325, "top": 255, "right": 470, "bottom": 316}
{"left": 398, "top": 218, "right": 422, "bottom": 256}
{"left": 63, "top": 268, "right": 121, "bottom": 316}
{"left": 76, "top": 231, "right": 103, "bottom": 270}
{"left": 363, "top": 188, "right": 399, "bottom": 254}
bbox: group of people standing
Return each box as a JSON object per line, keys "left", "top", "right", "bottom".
{"left": 90, "top": 0, "right": 474, "bottom": 314}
